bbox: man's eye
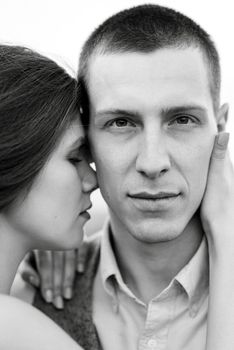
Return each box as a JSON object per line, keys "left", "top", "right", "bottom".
{"left": 107, "top": 118, "right": 135, "bottom": 128}
{"left": 169, "top": 115, "right": 197, "bottom": 125}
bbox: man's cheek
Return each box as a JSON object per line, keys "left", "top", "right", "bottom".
{"left": 97, "top": 150, "right": 128, "bottom": 175}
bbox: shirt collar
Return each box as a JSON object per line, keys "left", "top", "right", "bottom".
{"left": 100, "top": 221, "right": 120, "bottom": 290}
{"left": 175, "top": 235, "right": 209, "bottom": 316}
{"left": 100, "top": 222, "right": 209, "bottom": 315}
{"left": 100, "top": 221, "right": 137, "bottom": 300}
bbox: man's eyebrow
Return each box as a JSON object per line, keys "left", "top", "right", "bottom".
{"left": 95, "top": 105, "right": 208, "bottom": 120}
{"left": 95, "top": 109, "right": 141, "bottom": 119}
{"left": 161, "top": 105, "right": 208, "bottom": 115}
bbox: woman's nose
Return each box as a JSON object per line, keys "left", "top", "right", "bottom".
{"left": 82, "top": 164, "right": 98, "bottom": 193}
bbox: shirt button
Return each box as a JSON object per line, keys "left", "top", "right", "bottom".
{"left": 147, "top": 339, "right": 158, "bottom": 348}
{"left": 190, "top": 305, "right": 197, "bottom": 318}
{"left": 112, "top": 302, "right": 119, "bottom": 313}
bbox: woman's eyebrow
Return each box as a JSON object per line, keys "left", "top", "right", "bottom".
{"left": 69, "top": 136, "right": 86, "bottom": 151}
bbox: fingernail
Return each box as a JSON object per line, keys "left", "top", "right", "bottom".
{"left": 54, "top": 296, "right": 64, "bottom": 309}
{"left": 29, "top": 275, "right": 39, "bottom": 287}
{"left": 217, "top": 132, "right": 229, "bottom": 147}
{"left": 44, "top": 289, "right": 53, "bottom": 303}
{"left": 63, "top": 287, "right": 73, "bottom": 299}
{"left": 77, "top": 263, "right": 84, "bottom": 273}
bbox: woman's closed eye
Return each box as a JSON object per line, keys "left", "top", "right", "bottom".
{"left": 68, "top": 144, "right": 92, "bottom": 165}
{"left": 68, "top": 152, "right": 82, "bottom": 165}
{"left": 68, "top": 145, "right": 84, "bottom": 165}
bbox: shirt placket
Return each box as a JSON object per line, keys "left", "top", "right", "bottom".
{"left": 138, "top": 292, "right": 176, "bottom": 350}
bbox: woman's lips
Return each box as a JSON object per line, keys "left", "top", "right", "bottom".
{"left": 79, "top": 211, "right": 91, "bottom": 220}
{"left": 79, "top": 203, "right": 92, "bottom": 219}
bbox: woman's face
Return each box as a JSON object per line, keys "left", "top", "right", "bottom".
{"left": 4, "top": 119, "right": 97, "bottom": 250}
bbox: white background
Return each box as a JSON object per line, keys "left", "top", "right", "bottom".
{"left": 1, "top": 0, "right": 233, "bottom": 230}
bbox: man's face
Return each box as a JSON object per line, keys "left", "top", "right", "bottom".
{"left": 87, "top": 47, "right": 221, "bottom": 243}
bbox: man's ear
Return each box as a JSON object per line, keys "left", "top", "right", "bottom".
{"left": 217, "top": 103, "right": 229, "bottom": 132}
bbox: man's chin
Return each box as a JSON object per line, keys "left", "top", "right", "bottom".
{"left": 127, "top": 220, "right": 183, "bottom": 244}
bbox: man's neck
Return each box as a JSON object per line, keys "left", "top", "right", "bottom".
{"left": 110, "top": 214, "right": 204, "bottom": 304}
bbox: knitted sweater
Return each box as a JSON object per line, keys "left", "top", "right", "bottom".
{"left": 33, "top": 236, "right": 101, "bottom": 350}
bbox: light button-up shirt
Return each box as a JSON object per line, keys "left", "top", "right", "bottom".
{"left": 93, "top": 224, "right": 209, "bottom": 350}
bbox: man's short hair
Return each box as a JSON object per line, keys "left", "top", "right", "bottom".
{"left": 78, "top": 4, "right": 221, "bottom": 121}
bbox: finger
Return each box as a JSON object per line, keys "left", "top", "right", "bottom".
{"left": 76, "top": 241, "right": 88, "bottom": 273}
{"left": 21, "top": 263, "right": 40, "bottom": 288}
{"left": 211, "top": 132, "right": 229, "bottom": 160}
{"left": 62, "top": 250, "right": 76, "bottom": 300}
{"left": 35, "top": 250, "right": 53, "bottom": 303}
{"left": 52, "top": 251, "right": 64, "bottom": 309}
{"left": 20, "top": 252, "right": 40, "bottom": 287}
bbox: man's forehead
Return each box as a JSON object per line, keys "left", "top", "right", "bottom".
{"left": 88, "top": 46, "right": 207, "bottom": 74}
{"left": 87, "top": 47, "right": 211, "bottom": 94}
{"left": 87, "top": 47, "right": 212, "bottom": 112}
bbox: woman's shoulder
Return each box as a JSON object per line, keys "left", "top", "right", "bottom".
{"left": 0, "top": 295, "right": 82, "bottom": 350}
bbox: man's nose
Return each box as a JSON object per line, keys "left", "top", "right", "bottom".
{"left": 82, "top": 164, "right": 98, "bottom": 193}
{"left": 136, "top": 130, "right": 171, "bottom": 178}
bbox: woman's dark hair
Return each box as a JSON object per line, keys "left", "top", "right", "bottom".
{"left": 0, "top": 45, "right": 79, "bottom": 210}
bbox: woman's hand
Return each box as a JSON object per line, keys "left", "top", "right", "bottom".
{"left": 200, "top": 132, "right": 234, "bottom": 350}
{"left": 20, "top": 245, "right": 88, "bottom": 309}
{"left": 200, "top": 132, "right": 234, "bottom": 252}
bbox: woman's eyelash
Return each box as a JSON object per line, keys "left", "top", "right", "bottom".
{"left": 68, "top": 143, "right": 90, "bottom": 164}
{"left": 69, "top": 156, "right": 81, "bottom": 164}
{"left": 68, "top": 149, "right": 82, "bottom": 163}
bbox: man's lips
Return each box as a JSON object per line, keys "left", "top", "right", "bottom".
{"left": 128, "top": 191, "right": 181, "bottom": 211}
{"left": 128, "top": 191, "right": 180, "bottom": 200}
